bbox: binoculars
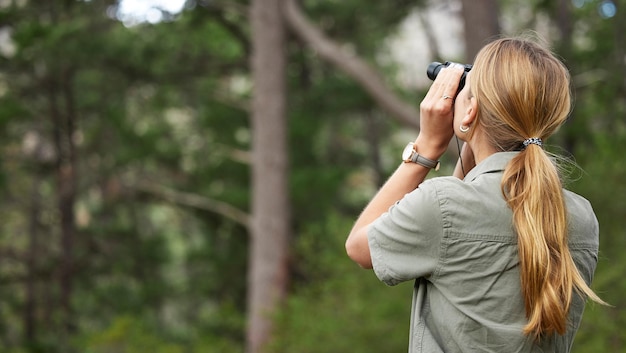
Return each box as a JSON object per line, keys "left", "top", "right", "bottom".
{"left": 427, "top": 61, "right": 473, "bottom": 94}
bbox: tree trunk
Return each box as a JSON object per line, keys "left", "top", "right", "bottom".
{"left": 49, "top": 68, "right": 78, "bottom": 347}
{"left": 553, "top": 0, "right": 577, "bottom": 153}
{"left": 24, "top": 174, "right": 42, "bottom": 344}
{"left": 459, "top": 0, "right": 500, "bottom": 62}
{"left": 246, "top": 0, "right": 290, "bottom": 352}
{"left": 60, "top": 70, "right": 78, "bottom": 338}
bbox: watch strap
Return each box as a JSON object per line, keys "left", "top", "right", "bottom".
{"left": 410, "top": 152, "right": 440, "bottom": 170}
{"left": 403, "top": 143, "right": 440, "bottom": 170}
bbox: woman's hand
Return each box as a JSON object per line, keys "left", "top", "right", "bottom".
{"left": 415, "top": 64, "right": 466, "bottom": 160}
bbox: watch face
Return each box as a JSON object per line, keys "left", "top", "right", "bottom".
{"left": 402, "top": 143, "right": 414, "bottom": 161}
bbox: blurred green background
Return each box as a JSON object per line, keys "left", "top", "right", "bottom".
{"left": 0, "top": 0, "right": 623, "bottom": 352}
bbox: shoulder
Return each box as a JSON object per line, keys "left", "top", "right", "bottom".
{"left": 406, "top": 176, "right": 474, "bottom": 213}
{"left": 563, "top": 189, "right": 599, "bottom": 247}
{"left": 563, "top": 189, "right": 595, "bottom": 215}
{"left": 397, "top": 176, "right": 462, "bottom": 208}
{"left": 418, "top": 175, "right": 504, "bottom": 211}
{"left": 419, "top": 176, "right": 472, "bottom": 197}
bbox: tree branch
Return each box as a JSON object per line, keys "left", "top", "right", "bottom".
{"left": 134, "top": 180, "right": 251, "bottom": 230}
{"left": 417, "top": 11, "right": 441, "bottom": 61}
{"left": 283, "top": 0, "right": 420, "bottom": 130}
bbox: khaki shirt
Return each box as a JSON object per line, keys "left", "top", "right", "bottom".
{"left": 368, "top": 152, "right": 599, "bottom": 353}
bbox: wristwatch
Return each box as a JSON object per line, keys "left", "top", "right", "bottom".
{"left": 402, "top": 142, "right": 440, "bottom": 170}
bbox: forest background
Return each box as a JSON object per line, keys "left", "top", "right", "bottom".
{"left": 0, "top": 0, "right": 624, "bottom": 352}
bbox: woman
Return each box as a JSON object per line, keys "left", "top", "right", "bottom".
{"left": 345, "top": 38, "right": 605, "bottom": 352}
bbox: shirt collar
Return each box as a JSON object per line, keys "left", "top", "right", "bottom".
{"left": 463, "top": 152, "right": 519, "bottom": 182}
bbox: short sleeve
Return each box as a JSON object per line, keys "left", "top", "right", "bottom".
{"left": 367, "top": 179, "right": 445, "bottom": 286}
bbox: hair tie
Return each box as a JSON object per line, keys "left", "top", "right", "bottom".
{"left": 522, "top": 137, "right": 543, "bottom": 149}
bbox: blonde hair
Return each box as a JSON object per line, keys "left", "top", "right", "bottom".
{"left": 470, "top": 38, "right": 606, "bottom": 339}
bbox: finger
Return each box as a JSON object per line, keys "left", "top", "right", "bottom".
{"left": 424, "top": 64, "right": 464, "bottom": 100}
{"left": 435, "top": 65, "right": 465, "bottom": 100}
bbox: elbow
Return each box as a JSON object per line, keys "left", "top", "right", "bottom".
{"left": 345, "top": 238, "right": 359, "bottom": 262}
{"left": 345, "top": 233, "right": 373, "bottom": 269}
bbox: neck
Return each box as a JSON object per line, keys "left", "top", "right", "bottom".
{"left": 467, "top": 128, "right": 497, "bottom": 165}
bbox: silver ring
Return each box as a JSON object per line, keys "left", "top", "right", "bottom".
{"left": 442, "top": 95, "right": 452, "bottom": 100}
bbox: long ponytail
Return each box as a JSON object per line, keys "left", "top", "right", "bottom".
{"left": 470, "top": 37, "right": 607, "bottom": 339}
{"left": 502, "top": 146, "right": 605, "bottom": 338}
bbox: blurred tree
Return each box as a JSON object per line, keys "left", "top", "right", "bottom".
{"left": 460, "top": 0, "right": 500, "bottom": 60}
{"left": 247, "top": 1, "right": 290, "bottom": 353}
{"left": 0, "top": 0, "right": 252, "bottom": 351}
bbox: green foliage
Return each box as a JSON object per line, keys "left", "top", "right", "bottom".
{"left": 81, "top": 316, "right": 185, "bottom": 353}
{"left": 0, "top": 1, "right": 250, "bottom": 351}
{"left": 268, "top": 213, "right": 413, "bottom": 353}
{"left": 568, "top": 133, "right": 626, "bottom": 351}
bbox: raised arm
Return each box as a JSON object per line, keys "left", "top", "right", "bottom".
{"left": 345, "top": 65, "right": 466, "bottom": 268}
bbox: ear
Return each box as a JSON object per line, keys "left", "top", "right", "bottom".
{"left": 461, "top": 97, "right": 478, "bottom": 127}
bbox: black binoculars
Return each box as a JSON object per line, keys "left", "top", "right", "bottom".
{"left": 427, "top": 61, "right": 473, "bottom": 94}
